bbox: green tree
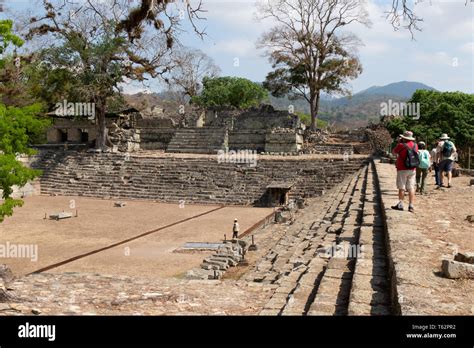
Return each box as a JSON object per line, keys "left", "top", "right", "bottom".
{"left": 192, "top": 76, "right": 268, "bottom": 109}
{"left": 0, "top": 20, "right": 49, "bottom": 222}
{"left": 0, "top": 104, "right": 49, "bottom": 223}
{"left": 385, "top": 90, "right": 474, "bottom": 165}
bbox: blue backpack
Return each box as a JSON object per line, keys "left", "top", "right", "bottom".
{"left": 418, "top": 150, "right": 430, "bottom": 169}
{"left": 442, "top": 141, "right": 454, "bottom": 157}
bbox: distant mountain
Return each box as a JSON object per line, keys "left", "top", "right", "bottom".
{"left": 356, "top": 81, "right": 436, "bottom": 99}
{"left": 268, "top": 81, "right": 436, "bottom": 128}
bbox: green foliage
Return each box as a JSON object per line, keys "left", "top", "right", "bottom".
{"left": 385, "top": 90, "right": 474, "bottom": 144}
{"left": 0, "top": 20, "right": 24, "bottom": 68}
{"left": 0, "top": 104, "right": 48, "bottom": 222}
{"left": 0, "top": 103, "right": 50, "bottom": 154}
{"left": 191, "top": 76, "right": 268, "bottom": 109}
{"left": 385, "top": 90, "right": 474, "bottom": 163}
{"left": 296, "top": 112, "right": 328, "bottom": 128}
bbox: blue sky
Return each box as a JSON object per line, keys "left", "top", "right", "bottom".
{"left": 3, "top": 0, "right": 474, "bottom": 95}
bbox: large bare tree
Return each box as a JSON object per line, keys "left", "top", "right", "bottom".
{"left": 257, "top": 0, "right": 370, "bottom": 130}
{"left": 385, "top": 0, "right": 473, "bottom": 38}
{"left": 26, "top": 0, "right": 205, "bottom": 150}
{"left": 167, "top": 47, "right": 220, "bottom": 102}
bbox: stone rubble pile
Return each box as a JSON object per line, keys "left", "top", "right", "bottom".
{"left": 185, "top": 240, "right": 248, "bottom": 280}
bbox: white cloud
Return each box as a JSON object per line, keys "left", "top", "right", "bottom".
{"left": 203, "top": 1, "right": 274, "bottom": 33}
{"left": 413, "top": 51, "right": 454, "bottom": 66}
{"left": 459, "top": 42, "right": 474, "bottom": 54}
{"left": 209, "top": 38, "right": 256, "bottom": 57}
{"left": 120, "top": 83, "right": 153, "bottom": 95}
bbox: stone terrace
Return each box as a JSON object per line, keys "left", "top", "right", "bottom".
{"left": 375, "top": 161, "right": 473, "bottom": 315}
{"left": 32, "top": 150, "right": 369, "bottom": 206}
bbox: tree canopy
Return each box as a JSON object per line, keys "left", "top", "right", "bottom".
{"left": 191, "top": 76, "right": 268, "bottom": 109}
{"left": 385, "top": 90, "right": 474, "bottom": 164}
{"left": 0, "top": 103, "right": 49, "bottom": 223}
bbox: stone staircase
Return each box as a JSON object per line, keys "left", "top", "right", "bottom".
{"left": 32, "top": 151, "right": 368, "bottom": 206}
{"left": 244, "top": 161, "right": 392, "bottom": 315}
{"left": 166, "top": 128, "right": 227, "bottom": 154}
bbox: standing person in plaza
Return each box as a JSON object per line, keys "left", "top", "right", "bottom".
{"left": 436, "top": 133, "right": 457, "bottom": 188}
{"left": 430, "top": 141, "right": 440, "bottom": 186}
{"left": 232, "top": 218, "right": 240, "bottom": 239}
{"left": 391, "top": 131, "right": 418, "bottom": 213}
{"left": 416, "top": 141, "right": 431, "bottom": 194}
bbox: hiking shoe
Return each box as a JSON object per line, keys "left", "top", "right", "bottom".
{"left": 408, "top": 206, "right": 415, "bottom": 213}
{"left": 391, "top": 205, "right": 404, "bottom": 211}
{"left": 447, "top": 184, "right": 452, "bottom": 188}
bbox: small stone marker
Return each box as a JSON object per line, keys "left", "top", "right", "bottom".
{"left": 114, "top": 202, "right": 126, "bottom": 207}
{"left": 248, "top": 235, "right": 258, "bottom": 251}
{"left": 49, "top": 212, "right": 73, "bottom": 221}
{"left": 441, "top": 259, "right": 474, "bottom": 279}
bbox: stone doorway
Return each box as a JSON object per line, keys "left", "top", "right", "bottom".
{"left": 264, "top": 182, "right": 294, "bottom": 207}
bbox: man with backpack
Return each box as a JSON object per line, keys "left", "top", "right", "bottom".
{"left": 436, "top": 133, "right": 457, "bottom": 188}
{"left": 416, "top": 141, "right": 431, "bottom": 194}
{"left": 391, "top": 131, "right": 419, "bottom": 213}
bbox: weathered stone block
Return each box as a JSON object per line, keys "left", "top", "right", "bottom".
{"left": 441, "top": 259, "right": 474, "bottom": 279}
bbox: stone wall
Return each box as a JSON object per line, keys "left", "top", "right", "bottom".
{"left": 228, "top": 130, "right": 266, "bottom": 152}
{"left": 32, "top": 151, "right": 369, "bottom": 206}
{"left": 265, "top": 130, "right": 303, "bottom": 153}
{"left": 139, "top": 128, "right": 176, "bottom": 150}
{"left": 233, "top": 106, "right": 300, "bottom": 131}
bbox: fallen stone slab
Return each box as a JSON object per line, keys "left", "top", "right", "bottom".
{"left": 49, "top": 212, "right": 73, "bottom": 220}
{"left": 454, "top": 252, "right": 474, "bottom": 264}
{"left": 441, "top": 259, "right": 474, "bottom": 279}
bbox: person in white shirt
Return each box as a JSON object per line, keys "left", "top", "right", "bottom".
{"left": 232, "top": 219, "right": 240, "bottom": 239}
{"left": 436, "top": 133, "right": 457, "bottom": 188}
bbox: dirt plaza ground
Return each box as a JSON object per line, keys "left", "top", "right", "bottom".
{"left": 0, "top": 195, "right": 273, "bottom": 278}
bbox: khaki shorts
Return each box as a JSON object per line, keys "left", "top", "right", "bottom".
{"left": 397, "top": 170, "right": 416, "bottom": 191}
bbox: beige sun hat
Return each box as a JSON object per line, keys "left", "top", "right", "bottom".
{"left": 439, "top": 133, "right": 450, "bottom": 140}
{"left": 399, "top": 130, "right": 415, "bottom": 141}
